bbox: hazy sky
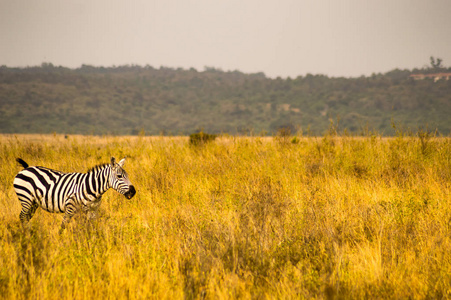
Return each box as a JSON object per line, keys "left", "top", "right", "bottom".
{"left": 1, "top": 0, "right": 450, "bottom": 78}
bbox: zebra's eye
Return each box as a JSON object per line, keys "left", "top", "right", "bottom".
{"left": 117, "top": 174, "right": 123, "bottom": 178}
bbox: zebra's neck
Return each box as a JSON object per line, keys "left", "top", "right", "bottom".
{"left": 83, "top": 165, "right": 111, "bottom": 198}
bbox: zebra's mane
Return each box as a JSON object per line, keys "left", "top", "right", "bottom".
{"left": 87, "top": 163, "right": 110, "bottom": 173}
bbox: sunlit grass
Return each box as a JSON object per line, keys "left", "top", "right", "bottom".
{"left": 1, "top": 133, "right": 451, "bottom": 299}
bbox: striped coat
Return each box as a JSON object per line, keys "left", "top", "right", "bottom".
{"left": 13, "top": 157, "right": 136, "bottom": 230}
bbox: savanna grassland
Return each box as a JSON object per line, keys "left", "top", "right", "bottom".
{"left": 1, "top": 133, "right": 451, "bottom": 299}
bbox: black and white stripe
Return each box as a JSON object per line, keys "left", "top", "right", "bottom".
{"left": 14, "top": 157, "right": 136, "bottom": 230}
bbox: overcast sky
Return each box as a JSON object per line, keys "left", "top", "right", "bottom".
{"left": 1, "top": 0, "right": 450, "bottom": 78}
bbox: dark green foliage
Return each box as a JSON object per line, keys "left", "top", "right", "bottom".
{"left": 430, "top": 56, "right": 443, "bottom": 69}
{"left": 274, "top": 127, "right": 293, "bottom": 145}
{"left": 189, "top": 131, "right": 217, "bottom": 146}
{"left": 0, "top": 64, "right": 450, "bottom": 135}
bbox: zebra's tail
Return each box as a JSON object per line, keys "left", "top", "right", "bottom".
{"left": 16, "top": 158, "right": 29, "bottom": 169}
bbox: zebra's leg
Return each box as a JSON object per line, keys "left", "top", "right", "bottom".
{"left": 19, "top": 199, "right": 39, "bottom": 226}
{"left": 81, "top": 204, "right": 95, "bottom": 220}
{"left": 60, "top": 197, "right": 77, "bottom": 233}
{"left": 86, "top": 197, "right": 102, "bottom": 220}
{"left": 86, "top": 209, "right": 98, "bottom": 220}
{"left": 29, "top": 202, "right": 39, "bottom": 219}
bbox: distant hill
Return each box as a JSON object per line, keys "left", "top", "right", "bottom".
{"left": 1, "top": 64, "right": 450, "bottom": 136}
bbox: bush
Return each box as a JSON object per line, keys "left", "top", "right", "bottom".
{"left": 274, "top": 127, "right": 293, "bottom": 145}
{"left": 189, "top": 131, "right": 217, "bottom": 146}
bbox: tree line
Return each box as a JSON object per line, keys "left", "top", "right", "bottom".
{"left": 0, "top": 61, "right": 450, "bottom": 136}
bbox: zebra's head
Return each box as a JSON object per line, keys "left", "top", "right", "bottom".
{"left": 110, "top": 157, "right": 136, "bottom": 199}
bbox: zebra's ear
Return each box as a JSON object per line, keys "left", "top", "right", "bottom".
{"left": 118, "top": 157, "right": 126, "bottom": 168}
{"left": 111, "top": 157, "right": 116, "bottom": 166}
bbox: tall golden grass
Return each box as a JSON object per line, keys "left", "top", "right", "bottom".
{"left": 1, "top": 133, "right": 451, "bottom": 299}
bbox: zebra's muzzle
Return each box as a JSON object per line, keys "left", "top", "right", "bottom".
{"left": 124, "top": 185, "right": 136, "bottom": 199}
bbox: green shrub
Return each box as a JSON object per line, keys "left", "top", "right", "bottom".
{"left": 189, "top": 131, "right": 217, "bottom": 146}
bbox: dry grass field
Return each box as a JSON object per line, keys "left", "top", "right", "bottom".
{"left": 1, "top": 133, "right": 451, "bottom": 299}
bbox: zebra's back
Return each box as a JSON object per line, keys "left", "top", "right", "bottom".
{"left": 13, "top": 166, "right": 75, "bottom": 213}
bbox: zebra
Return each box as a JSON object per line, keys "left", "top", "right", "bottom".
{"left": 13, "top": 157, "right": 136, "bottom": 231}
